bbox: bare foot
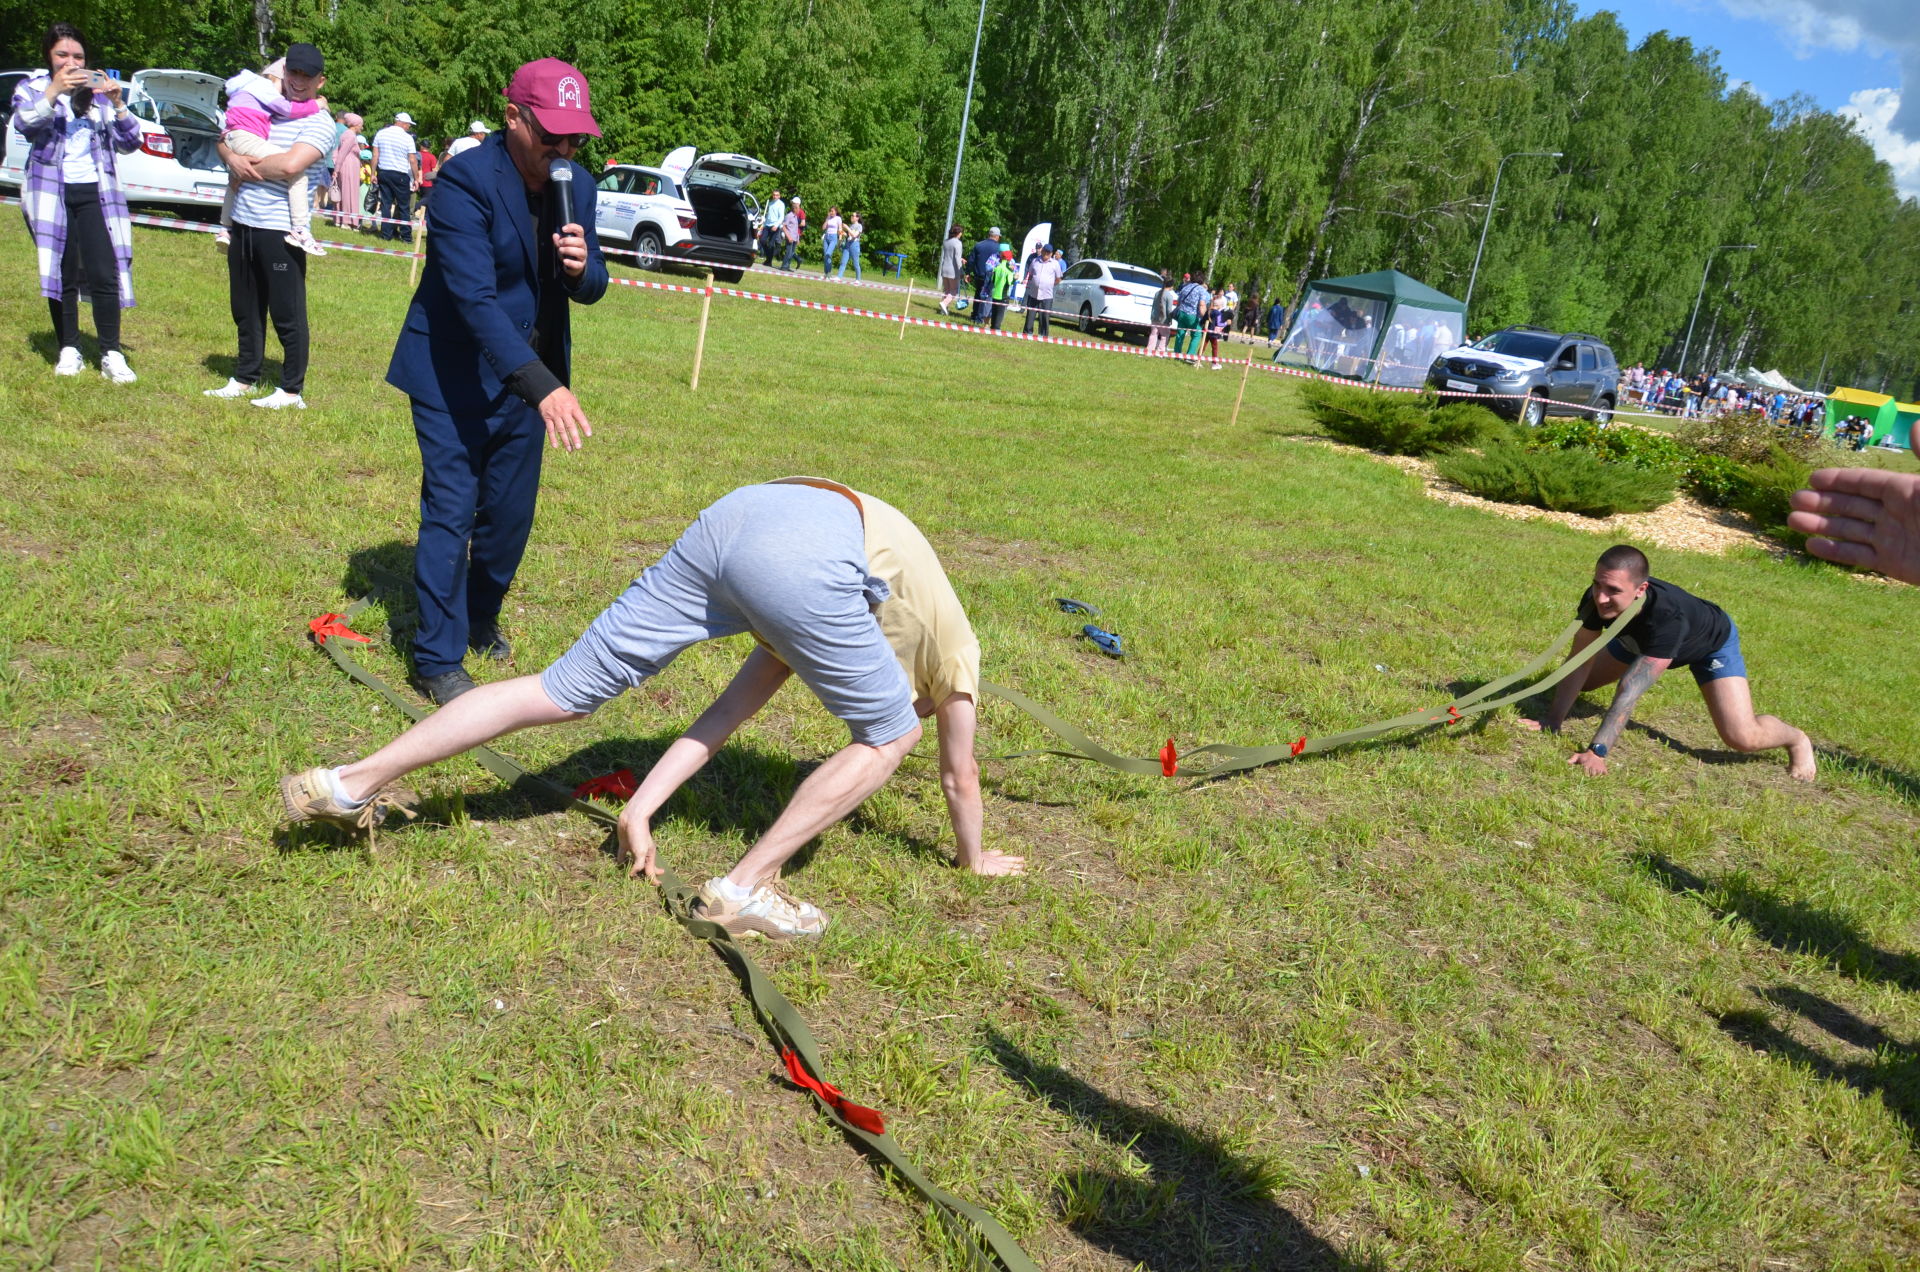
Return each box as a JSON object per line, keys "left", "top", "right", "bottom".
{"left": 1516, "top": 718, "right": 1560, "bottom": 734}
{"left": 1787, "top": 734, "right": 1817, "bottom": 783}
{"left": 962, "top": 849, "right": 1026, "bottom": 877}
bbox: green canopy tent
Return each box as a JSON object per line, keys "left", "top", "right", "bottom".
{"left": 1891, "top": 401, "right": 1919, "bottom": 451}
{"left": 1825, "top": 387, "right": 1898, "bottom": 442}
{"left": 1274, "top": 269, "right": 1467, "bottom": 388}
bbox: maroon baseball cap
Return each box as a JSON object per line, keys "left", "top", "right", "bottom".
{"left": 503, "top": 58, "right": 601, "bottom": 138}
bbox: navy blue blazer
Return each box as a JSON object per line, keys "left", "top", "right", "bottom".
{"left": 386, "top": 132, "right": 608, "bottom": 414}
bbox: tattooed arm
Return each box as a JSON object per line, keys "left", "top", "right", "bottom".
{"left": 1570, "top": 654, "right": 1670, "bottom": 775}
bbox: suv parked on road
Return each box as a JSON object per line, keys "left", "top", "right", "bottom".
{"left": 1427, "top": 326, "right": 1621, "bottom": 426}
{"left": 592, "top": 147, "right": 776, "bottom": 283}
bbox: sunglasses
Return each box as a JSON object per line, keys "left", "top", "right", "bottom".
{"left": 527, "top": 118, "right": 589, "bottom": 148}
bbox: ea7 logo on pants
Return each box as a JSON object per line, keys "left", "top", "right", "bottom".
{"left": 272, "top": 262, "right": 289, "bottom": 271}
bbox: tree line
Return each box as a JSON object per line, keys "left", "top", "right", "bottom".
{"left": 6, "top": 0, "right": 1915, "bottom": 395}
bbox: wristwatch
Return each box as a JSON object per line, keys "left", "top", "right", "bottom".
{"left": 1588, "top": 742, "right": 1609, "bottom": 758}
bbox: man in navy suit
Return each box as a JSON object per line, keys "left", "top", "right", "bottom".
{"left": 387, "top": 58, "right": 609, "bottom": 704}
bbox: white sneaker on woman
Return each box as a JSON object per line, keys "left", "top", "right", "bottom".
{"left": 54, "top": 347, "right": 83, "bottom": 376}
{"left": 99, "top": 351, "right": 137, "bottom": 384}
{"left": 203, "top": 378, "right": 259, "bottom": 399}
{"left": 251, "top": 389, "right": 307, "bottom": 410}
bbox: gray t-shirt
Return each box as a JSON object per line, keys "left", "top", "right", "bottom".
{"left": 939, "top": 235, "right": 964, "bottom": 280}
{"left": 231, "top": 111, "right": 336, "bottom": 233}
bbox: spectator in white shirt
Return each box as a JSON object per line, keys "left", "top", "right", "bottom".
{"left": 370, "top": 111, "right": 419, "bottom": 241}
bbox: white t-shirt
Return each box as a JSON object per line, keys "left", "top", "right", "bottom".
{"left": 231, "top": 110, "right": 336, "bottom": 232}
{"left": 446, "top": 134, "right": 482, "bottom": 159}
{"left": 372, "top": 125, "right": 416, "bottom": 172}
{"left": 61, "top": 103, "right": 99, "bottom": 183}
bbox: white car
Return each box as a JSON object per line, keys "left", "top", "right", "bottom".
{"left": 593, "top": 147, "right": 776, "bottom": 283}
{"left": 1049, "top": 258, "right": 1163, "bottom": 338}
{"left": 2, "top": 68, "right": 228, "bottom": 209}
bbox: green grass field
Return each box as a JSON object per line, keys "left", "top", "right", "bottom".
{"left": 4, "top": 217, "right": 1919, "bottom": 1271}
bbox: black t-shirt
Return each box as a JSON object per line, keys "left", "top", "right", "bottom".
{"left": 1576, "top": 577, "right": 1731, "bottom": 667}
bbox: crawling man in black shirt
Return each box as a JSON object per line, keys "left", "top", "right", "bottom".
{"left": 1520, "top": 544, "right": 1815, "bottom": 781}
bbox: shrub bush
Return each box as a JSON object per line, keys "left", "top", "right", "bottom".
{"left": 1727, "top": 446, "right": 1814, "bottom": 546}
{"left": 1677, "top": 408, "right": 1829, "bottom": 466}
{"left": 1436, "top": 440, "right": 1678, "bottom": 517}
{"left": 1301, "top": 382, "right": 1496, "bottom": 456}
{"left": 1529, "top": 418, "right": 1692, "bottom": 474}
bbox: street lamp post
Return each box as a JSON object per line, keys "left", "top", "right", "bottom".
{"left": 941, "top": 0, "right": 989, "bottom": 246}
{"left": 1679, "top": 244, "right": 1757, "bottom": 377}
{"left": 1463, "top": 150, "right": 1561, "bottom": 318}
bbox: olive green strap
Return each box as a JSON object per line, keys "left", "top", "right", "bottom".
{"left": 983, "top": 599, "right": 1641, "bottom": 778}
{"left": 310, "top": 598, "right": 1038, "bottom": 1272}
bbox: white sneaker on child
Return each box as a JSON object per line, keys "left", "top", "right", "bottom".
{"left": 54, "top": 347, "right": 83, "bottom": 376}
{"left": 203, "top": 378, "right": 259, "bottom": 399}
{"left": 214, "top": 228, "right": 231, "bottom": 248}
{"left": 251, "top": 389, "right": 307, "bottom": 410}
{"left": 99, "top": 351, "right": 137, "bottom": 384}
{"left": 286, "top": 234, "right": 328, "bottom": 257}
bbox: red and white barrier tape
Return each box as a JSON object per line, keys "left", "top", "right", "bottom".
{"left": 5, "top": 194, "right": 1784, "bottom": 428}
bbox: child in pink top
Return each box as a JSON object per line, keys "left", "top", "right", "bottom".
{"left": 216, "top": 59, "right": 327, "bottom": 255}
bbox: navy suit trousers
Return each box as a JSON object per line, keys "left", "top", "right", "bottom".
{"left": 410, "top": 395, "right": 544, "bottom": 676}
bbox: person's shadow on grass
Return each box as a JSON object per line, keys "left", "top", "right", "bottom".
{"left": 199, "top": 350, "right": 281, "bottom": 388}
{"left": 982, "top": 1027, "right": 1363, "bottom": 1271}
{"left": 1637, "top": 853, "right": 1920, "bottom": 991}
{"left": 1717, "top": 985, "right": 1920, "bottom": 1139}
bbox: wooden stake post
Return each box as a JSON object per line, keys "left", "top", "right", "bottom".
{"left": 690, "top": 271, "right": 714, "bottom": 391}
{"left": 1230, "top": 345, "right": 1254, "bottom": 426}
{"left": 899, "top": 277, "right": 914, "bottom": 340}
{"left": 408, "top": 216, "right": 427, "bottom": 288}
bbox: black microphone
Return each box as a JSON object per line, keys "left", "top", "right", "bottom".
{"left": 549, "top": 159, "right": 568, "bottom": 236}
{"left": 548, "top": 159, "right": 573, "bottom": 277}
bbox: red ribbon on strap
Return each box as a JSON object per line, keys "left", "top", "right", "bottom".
{"left": 1290, "top": 737, "right": 1307, "bottom": 757}
{"left": 309, "top": 613, "right": 371, "bottom": 645}
{"left": 1447, "top": 705, "right": 1463, "bottom": 723}
{"left": 782, "top": 1047, "right": 886, "bottom": 1134}
{"left": 573, "top": 769, "right": 639, "bottom": 801}
{"left": 1159, "top": 738, "right": 1179, "bottom": 776}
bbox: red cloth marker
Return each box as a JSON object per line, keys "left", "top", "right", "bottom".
{"left": 782, "top": 1048, "right": 886, "bottom": 1134}
{"left": 1160, "top": 738, "right": 1179, "bottom": 776}
{"left": 309, "top": 613, "right": 371, "bottom": 645}
{"left": 573, "top": 769, "right": 639, "bottom": 801}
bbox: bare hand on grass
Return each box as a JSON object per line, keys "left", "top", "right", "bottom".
{"left": 1516, "top": 718, "right": 1560, "bottom": 734}
{"left": 618, "top": 808, "right": 660, "bottom": 882}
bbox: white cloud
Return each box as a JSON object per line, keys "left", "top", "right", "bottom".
{"left": 1840, "top": 88, "right": 1920, "bottom": 201}
{"left": 1714, "top": 0, "right": 1919, "bottom": 190}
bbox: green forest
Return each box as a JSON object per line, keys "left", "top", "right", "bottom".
{"left": 7, "top": 0, "right": 1917, "bottom": 394}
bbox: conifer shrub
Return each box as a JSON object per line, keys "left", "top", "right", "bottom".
{"left": 1301, "top": 382, "right": 1497, "bottom": 455}
{"left": 1436, "top": 439, "right": 1677, "bottom": 517}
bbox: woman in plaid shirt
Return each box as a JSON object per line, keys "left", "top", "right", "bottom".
{"left": 10, "top": 22, "right": 143, "bottom": 383}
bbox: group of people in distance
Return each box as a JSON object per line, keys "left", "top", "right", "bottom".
{"left": 19, "top": 31, "right": 1919, "bottom": 944}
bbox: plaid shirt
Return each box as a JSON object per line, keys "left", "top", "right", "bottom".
{"left": 11, "top": 72, "right": 141, "bottom": 306}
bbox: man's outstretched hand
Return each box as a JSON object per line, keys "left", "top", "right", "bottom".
{"left": 538, "top": 385, "right": 593, "bottom": 452}
{"left": 1790, "top": 467, "right": 1920, "bottom": 586}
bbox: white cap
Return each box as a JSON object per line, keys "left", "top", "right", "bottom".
{"left": 989, "top": 225, "right": 1001, "bottom": 236}
{"left": 394, "top": 111, "right": 415, "bottom": 125}
{"left": 468, "top": 119, "right": 488, "bottom": 133}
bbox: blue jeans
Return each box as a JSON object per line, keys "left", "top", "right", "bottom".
{"left": 837, "top": 240, "right": 862, "bottom": 280}
{"left": 820, "top": 233, "right": 838, "bottom": 275}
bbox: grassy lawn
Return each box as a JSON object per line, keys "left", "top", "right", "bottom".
{"left": 4, "top": 217, "right": 1920, "bottom": 1271}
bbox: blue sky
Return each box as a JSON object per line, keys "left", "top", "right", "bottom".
{"left": 1581, "top": 0, "right": 1918, "bottom": 199}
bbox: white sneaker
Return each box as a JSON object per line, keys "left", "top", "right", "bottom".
{"left": 251, "top": 388, "right": 307, "bottom": 410}
{"left": 203, "top": 377, "right": 259, "bottom": 399}
{"left": 692, "top": 876, "right": 829, "bottom": 940}
{"left": 99, "top": 350, "right": 137, "bottom": 384}
{"left": 213, "top": 227, "right": 231, "bottom": 248}
{"left": 54, "top": 346, "right": 83, "bottom": 376}
{"left": 286, "top": 233, "right": 328, "bottom": 257}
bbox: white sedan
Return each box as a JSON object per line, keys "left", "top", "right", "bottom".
{"left": 2, "top": 68, "right": 229, "bottom": 209}
{"left": 1048, "top": 258, "right": 1163, "bottom": 338}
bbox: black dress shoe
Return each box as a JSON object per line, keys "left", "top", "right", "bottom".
{"left": 469, "top": 625, "right": 512, "bottom": 661}
{"left": 412, "top": 668, "right": 476, "bottom": 705}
